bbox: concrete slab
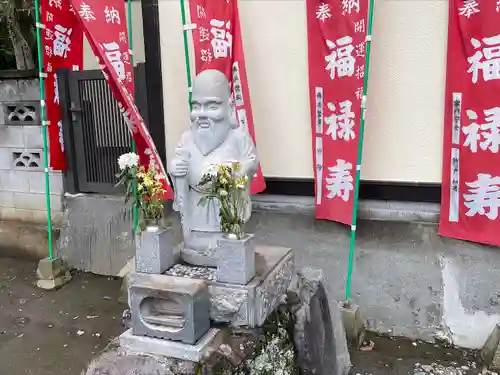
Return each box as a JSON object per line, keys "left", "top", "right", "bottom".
{"left": 119, "top": 328, "right": 220, "bottom": 362}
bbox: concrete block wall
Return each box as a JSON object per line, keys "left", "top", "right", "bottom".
{"left": 0, "top": 77, "right": 63, "bottom": 224}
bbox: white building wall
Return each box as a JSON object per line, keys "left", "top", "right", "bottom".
{"left": 158, "top": 0, "right": 449, "bottom": 183}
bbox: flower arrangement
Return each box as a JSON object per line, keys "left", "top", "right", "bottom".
{"left": 197, "top": 161, "right": 249, "bottom": 240}
{"left": 116, "top": 152, "right": 167, "bottom": 227}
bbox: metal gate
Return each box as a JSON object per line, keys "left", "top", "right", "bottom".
{"left": 58, "top": 64, "right": 149, "bottom": 194}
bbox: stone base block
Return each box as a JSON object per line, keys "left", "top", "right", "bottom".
{"left": 165, "top": 245, "right": 293, "bottom": 327}
{"left": 36, "top": 257, "right": 72, "bottom": 290}
{"left": 181, "top": 231, "right": 223, "bottom": 267}
{"left": 129, "top": 273, "right": 211, "bottom": 345}
{"left": 135, "top": 226, "right": 174, "bottom": 274}
{"left": 217, "top": 234, "right": 255, "bottom": 285}
{"left": 119, "top": 328, "right": 220, "bottom": 362}
{"left": 481, "top": 324, "right": 500, "bottom": 370}
{"left": 339, "top": 301, "right": 365, "bottom": 347}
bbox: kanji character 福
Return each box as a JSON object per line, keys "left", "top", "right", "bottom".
{"left": 102, "top": 42, "right": 126, "bottom": 81}
{"left": 325, "top": 36, "right": 355, "bottom": 79}
{"left": 210, "top": 19, "right": 232, "bottom": 58}
{"left": 53, "top": 25, "right": 72, "bottom": 58}
{"left": 467, "top": 34, "right": 500, "bottom": 83}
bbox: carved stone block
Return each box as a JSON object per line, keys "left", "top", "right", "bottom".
{"left": 217, "top": 234, "right": 255, "bottom": 285}
{"left": 129, "top": 273, "right": 210, "bottom": 345}
{"left": 210, "top": 246, "right": 293, "bottom": 327}
{"left": 135, "top": 226, "right": 174, "bottom": 274}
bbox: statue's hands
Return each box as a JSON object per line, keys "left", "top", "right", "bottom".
{"left": 170, "top": 158, "right": 188, "bottom": 177}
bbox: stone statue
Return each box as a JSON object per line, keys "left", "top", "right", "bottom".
{"left": 169, "top": 69, "right": 259, "bottom": 266}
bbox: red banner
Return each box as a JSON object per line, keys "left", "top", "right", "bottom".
{"left": 439, "top": 0, "right": 500, "bottom": 246}
{"left": 306, "top": 0, "right": 368, "bottom": 224}
{"left": 41, "top": 0, "right": 83, "bottom": 170}
{"left": 187, "top": 0, "right": 265, "bottom": 194}
{"left": 71, "top": 0, "right": 173, "bottom": 199}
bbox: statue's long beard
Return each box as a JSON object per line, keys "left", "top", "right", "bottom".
{"left": 192, "top": 122, "right": 230, "bottom": 156}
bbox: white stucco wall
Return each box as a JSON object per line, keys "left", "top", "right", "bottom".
{"left": 158, "top": 0, "right": 449, "bottom": 183}
{"left": 83, "top": 1, "right": 145, "bottom": 70}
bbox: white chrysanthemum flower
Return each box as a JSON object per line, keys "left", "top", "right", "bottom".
{"left": 118, "top": 152, "right": 139, "bottom": 170}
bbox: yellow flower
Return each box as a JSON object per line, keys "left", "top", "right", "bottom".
{"left": 220, "top": 178, "right": 228, "bottom": 185}
{"left": 138, "top": 184, "right": 143, "bottom": 191}
{"left": 144, "top": 176, "right": 153, "bottom": 187}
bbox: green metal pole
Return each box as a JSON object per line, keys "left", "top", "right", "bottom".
{"left": 180, "top": 0, "right": 193, "bottom": 108}
{"left": 127, "top": 0, "right": 139, "bottom": 232}
{"left": 34, "top": 0, "right": 54, "bottom": 260}
{"left": 345, "top": 0, "right": 375, "bottom": 301}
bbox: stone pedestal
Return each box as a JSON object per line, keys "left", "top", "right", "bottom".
{"left": 217, "top": 234, "right": 255, "bottom": 285}
{"left": 166, "top": 245, "right": 294, "bottom": 327}
{"left": 135, "top": 226, "right": 174, "bottom": 274}
{"left": 120, "top": 328, "right": 221, "bottom": 362}
{"left": 36, "top": 257, "right": 72, "bottom": 290}
{"left": 129, "top": 273, "right": 211, "bottom": 345}
{"left": 339, "top": 301, "right": 365, "bottom": 348}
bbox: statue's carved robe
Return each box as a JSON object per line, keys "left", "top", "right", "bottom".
{"left": 172, "top": 127, "right": 258, "bottom": 233}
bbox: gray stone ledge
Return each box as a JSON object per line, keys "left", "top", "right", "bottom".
{"left": 252, "top": 194, "right": 440, "bottom": 223}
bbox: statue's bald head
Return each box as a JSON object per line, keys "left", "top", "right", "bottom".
{"left": 190, "top": 70, "right": 232, "bottom": 155}
{"left": 191, "top": 69, "right": 230, "bottom": 102}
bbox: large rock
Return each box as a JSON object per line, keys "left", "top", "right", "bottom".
{"left": 289, "top": 267, "right": 351, "bottom": 375}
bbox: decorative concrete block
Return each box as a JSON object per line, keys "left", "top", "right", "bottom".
{"left": 217, "top": 234, "right": 255, "bottom": 285}
{"left": 129, "top": 273, "right": 211, "bottom": 345}
{"left": 120, "top": 328, "right": 220, "bottom": 362}
{"left": 135, "top": 226, "right": 175, "bottom": 274}
{"left": 12, "top": 150, "right": 43, "bottom": 170}
{"left": 3, "top": 101, "right": 40, "bottom": 125}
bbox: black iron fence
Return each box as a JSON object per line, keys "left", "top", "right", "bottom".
{"left": 58, "top": 64, "right": 149, "bottom": 194}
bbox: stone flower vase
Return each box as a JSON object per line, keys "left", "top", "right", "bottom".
{"left": 135, "top": 219, "right": 175, "bottom": 274}
{"left": 216, "top": 233, "right": 255, "bottom": 285}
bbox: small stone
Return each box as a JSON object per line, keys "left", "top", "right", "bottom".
{"left": 412, "top": 342, "right": 418, "bottom": 347}
{"left": 95, "top": 333, "right": 101, "bottom": 338}
{"left": 77, "top": 330, "right": 85, "bottom": 336}
{"left": 461, "top": 366, "right": 470, "bottom": 370}
{"left": 63, "top": 344, "right": 68, "bottom": 347}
